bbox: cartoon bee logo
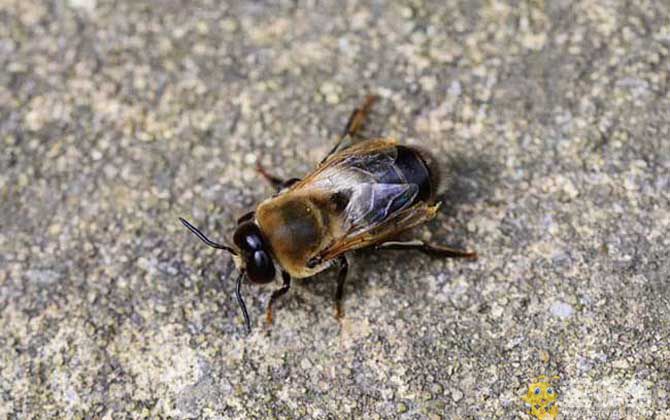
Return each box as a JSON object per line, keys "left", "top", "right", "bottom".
{"left": 521, "top": 375, "right": 560, "bottom": 419}
{"left": 180, "top": 95, "right": 477, "bottom": 333}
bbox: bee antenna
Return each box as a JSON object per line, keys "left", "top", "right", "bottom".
{"left": 179, "top": 217, "right": 237, "bottom": 255}
{"left": 235, "top": 272, "right": 251, "bottom": 334}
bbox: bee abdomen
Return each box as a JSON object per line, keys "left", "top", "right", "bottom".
{"left": 384, "top": 146, "right": 435, "bottom": 202}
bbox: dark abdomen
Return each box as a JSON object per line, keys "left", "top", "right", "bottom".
{"left": 380, "top": 145, "right": 435, "bottom": 203}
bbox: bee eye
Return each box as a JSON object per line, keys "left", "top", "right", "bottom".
{"left": 547, "top": 387, "right": 553, "bottom": 394}
{"left": 233, "top": 222, "right": 264, "bottom": 253}
{"left": 246, "top": 250, "right": 275, "bottom": 284}
{"left": 534, "top": 387, "right": 541, "bottom": 395}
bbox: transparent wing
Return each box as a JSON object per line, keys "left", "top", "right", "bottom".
{"left": 283, "top": 138, "right": 439, "bottom": 261}
{"left": 345, "top": 182, "right": 418, "bottom": 231}
{"left": 294, "top": 140, "right": 420, "bottom": 236}
{"left": 318, "top": 202, "right": 440, "bottom": 262}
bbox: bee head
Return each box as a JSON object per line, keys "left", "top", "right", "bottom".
{"left": 233, "top": 221, "right": 276, "bottom": 284}
{"left": 179, "top": 217, "right": 277, "bottom": 334}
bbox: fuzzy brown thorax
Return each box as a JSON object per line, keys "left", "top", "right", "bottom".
{"left": 255, "top": 193, "right": 339, "bottom": 278}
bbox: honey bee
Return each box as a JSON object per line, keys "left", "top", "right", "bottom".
{"left": 180, "top": 95, "right": 477, "bottom": 333}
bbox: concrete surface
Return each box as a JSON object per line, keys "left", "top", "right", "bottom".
{"left": 1, "top": 0, "right": 669, "bottom": 418}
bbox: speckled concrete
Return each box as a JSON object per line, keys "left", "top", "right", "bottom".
{"left": 1, "top": 0, "right": 669, "bottom": 418}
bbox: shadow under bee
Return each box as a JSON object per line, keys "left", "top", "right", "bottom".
{"left": 437, "top": 152, "right": 499, "bottom": 218}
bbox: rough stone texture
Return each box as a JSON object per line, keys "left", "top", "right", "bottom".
{"left": 1, "top": 0, "right": 669, "bottom": 418}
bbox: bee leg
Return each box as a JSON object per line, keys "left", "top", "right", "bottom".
{"left": 334, "top": 255, "right": 349, "bottom": 319}
{"left": 256, "top": 163, "right": 300, "bottom": 191}
{"left": 266, "top": 271, "right": 291, "bottom": 325}
{"left": 376, "top": 240, "right": 478, "bottom": 260}
{"left": 256, "top": 163, "right": 285, "bottom": 189}
{"left": 342, "top": 94, "right": 378, "bottom": 139}
{"left": 320, "top": 95, "right": 378, "bottom": 164}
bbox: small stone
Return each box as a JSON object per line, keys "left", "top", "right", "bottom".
{"left": 431, "top": 383, "right": 444, "bottom": 395}
{"left": 612, "top": 359, "right": 629, "bottom": 369}
{"left": 243, "top": 153, "right": 257, "bottom": 165}
{"left": 550, "top": 301, "right": 574, "bottom": 319}
{"left": 420, "top": 76, "right": 437, "bottom": 92}
{"left": 48, "top": 223, "right": 62, "bottom": 236}
{"left": 68, "top": 0, "right": 96, "bottom": 11}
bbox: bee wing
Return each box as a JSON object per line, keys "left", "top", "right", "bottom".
{"left": 299, "top": 139, "right": 420, "bottom": 233}
{"left": 289, "top": 138, "right": 398, "bottom": 192}
{"left": 318, "top": 202, "right": 440, "bottom": 261}
{"left": 345, "top": 182, "right": 419, "bottom": 230}
{"left": 288, "top": 138, "right": 438, "bottom": 261}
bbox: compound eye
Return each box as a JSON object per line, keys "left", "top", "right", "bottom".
{"left": 246, "top": 250, "right": 275, "bottom": 284}
{"left": 233, "top": 222, "right": 264, "bottom": 253}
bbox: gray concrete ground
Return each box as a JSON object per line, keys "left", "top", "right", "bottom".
{"left": 1, "top": 0, "right": 669, "bottom": 418}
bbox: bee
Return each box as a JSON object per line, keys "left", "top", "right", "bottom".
{"left": 180, "top": 95, "right": 477, "bottom": 333}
